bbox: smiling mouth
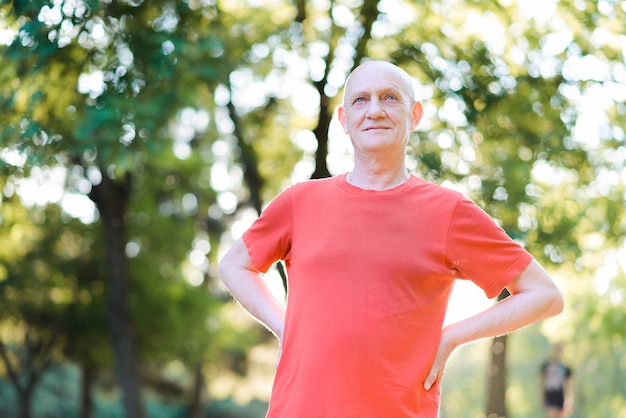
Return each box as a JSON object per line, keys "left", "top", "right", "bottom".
{"left": 364, "top": 126, "right": 390, "bottom": 131}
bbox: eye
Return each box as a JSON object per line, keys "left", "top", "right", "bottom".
{"left": 353, "top": 97, "right": 366, "bottom": 104}
{"left": 383, "top": 94, "right": 398, "bottom": 101}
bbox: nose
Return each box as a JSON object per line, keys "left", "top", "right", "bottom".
{"left": 366, "top": 98, "right": 385, "bottom": 118}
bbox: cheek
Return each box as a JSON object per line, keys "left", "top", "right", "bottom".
{"left": 345, "top": 114, "right": 364, "bottom": 130}
{"left": 389, "top": 112, "right": 412, "bottom": 128}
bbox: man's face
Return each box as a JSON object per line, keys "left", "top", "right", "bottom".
{"left": 338, "top": 62, "right": 423, "bottom": 155}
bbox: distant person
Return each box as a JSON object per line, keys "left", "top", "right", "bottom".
{"left": 541, "top": 343, "right": 573, "bottom": 417}
{"left": 219, "top": 60, "right": 564, "bottom": 417}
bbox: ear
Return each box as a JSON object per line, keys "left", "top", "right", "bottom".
{"left": 410, "top": 101, "right": 423, "bottom": 131}
{"left": 337, "top": 105, "right": 349, "bottom": 134}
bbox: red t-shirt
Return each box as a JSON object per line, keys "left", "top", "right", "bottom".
{"left": 243, "top": 174, "right": 532, "bottom": 417}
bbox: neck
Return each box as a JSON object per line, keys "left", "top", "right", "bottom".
{"left": 347, "top": 164, "right": 410, "bottom": 191}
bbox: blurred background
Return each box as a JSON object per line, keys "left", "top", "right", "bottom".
{"left": 0, "top": 0, "right": 624, "bottom": 417}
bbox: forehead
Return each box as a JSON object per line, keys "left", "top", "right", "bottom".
{"left": 344, "top": 62, "right": 414, "bottom": 100}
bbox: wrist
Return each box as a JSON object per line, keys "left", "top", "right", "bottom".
{"left": 440, "top": 324, "right": 462, "bottom": 354}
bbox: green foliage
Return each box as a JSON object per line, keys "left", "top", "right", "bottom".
{"left": 1, "top": 0, "right": 263, "bottom": 413}
{"left": 1, "top": 0, "right": 625, "bottom": 416}
{"left": 206, "top": 398, "right": 269, "bottom": 418}
{"left": 0, "top": 364, "right": 191, "bottom": 417}
{"left": 0, "top": 186, "right": 113, "bottom": 385}
{"left": 0, "top": 0, "right": 227, "bottom": 170}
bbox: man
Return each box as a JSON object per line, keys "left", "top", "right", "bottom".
{"left": 541, "top": 343, "right": 573, "bottom": 417}
{"left": 219, "top": 60, "right": 564, "bottom": 417}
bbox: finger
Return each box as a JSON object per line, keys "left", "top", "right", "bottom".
{"left": 423, "top": 368, "right": 438, "bottom": 391}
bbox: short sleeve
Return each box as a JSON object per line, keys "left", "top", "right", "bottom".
{"left": 242, "top": 187, "right": 294, "bottom": 273}
{"left": 445, "top": 198, "right": 533, "bottom": 298}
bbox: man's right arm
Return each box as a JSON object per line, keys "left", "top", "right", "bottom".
{"left": 218, "top": 238, "right": 286, "bottom": 341}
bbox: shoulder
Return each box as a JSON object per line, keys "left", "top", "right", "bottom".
{"left": 264, "top": 177, "right": 338, "bottom": 211}
{"left": 288, "top": 176, "right": 340, "bottom": 197}
{"left": 292, "top": 176, "right": 337, "bottom": 190}
{"left": 413, "top": 178, "right": 464, "bottom": 197}
{"left": 410, "top": 177, "right": 473, "bottom": 210}
{"left": 269, "top": 177, "right": 336, "bottom": 199}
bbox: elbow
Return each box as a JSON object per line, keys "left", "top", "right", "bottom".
{"left": 218, "top": 250, "right": 234, "bottom": 288}
{"left": 217, "top": 239, "right": 257, "bottom": 289}
{"left": 218, "top": 261, "right": 226, "bottom": 284}
{"left": 546, "top": 284, "right": 565, "bottom": 317}
{"left": 218, "top": 256, "right": 232, "bottom": 288}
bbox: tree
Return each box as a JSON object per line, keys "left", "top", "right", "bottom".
{"left": 0, "top": 0, "right": 227, "bottom": 415}
{"left": 0, "top": 188, "right": 103, "bottom": 418}
{"left": 1, "top": 0, "right": 303, "bottom": 414}
{"left": 2, "top": 0, "right": 624, "bottom": 416}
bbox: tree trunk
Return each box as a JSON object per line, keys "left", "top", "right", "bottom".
{"left": 81, "top": 362, "right": 94, "bottom": 418}
{"left": 0, "top": 341, "right": 44, "bottom": 418}
{"left": 486, "top": 334, "right": 508, "bottom": 417}
{"left": 311, "top": 80, "right": 331, "bottom": 180}
{"left": 18, "top": 389, "right": 31, "bottom": 418}
{"left": 16, "top": 375, "right": 38, "bottom": 418}
{"left": 226, "top": 97, "right": 264, "bottom": 215}
{"left": 309, "top": 0, "right": 379, "bottom": 180}
{"left": 90, "top": 172, "right": 146, "bottom": 418}
{"left": 485, "top": 289, "right": 510, "bottom": 418}
{"left": 188, "top": 364, "right": 207, "bottom": 418}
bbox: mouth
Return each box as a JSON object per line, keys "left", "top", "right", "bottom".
{"left": 363, "top": 126, "right": 390, "bottom": 131}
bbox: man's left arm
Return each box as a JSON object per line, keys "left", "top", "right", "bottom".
{"left": 423, "top": 259, "right": 564, "bottom": 390}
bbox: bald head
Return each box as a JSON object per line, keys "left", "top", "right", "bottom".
{"left": 343, "top": 61, "right": 416, "bottom": 106}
